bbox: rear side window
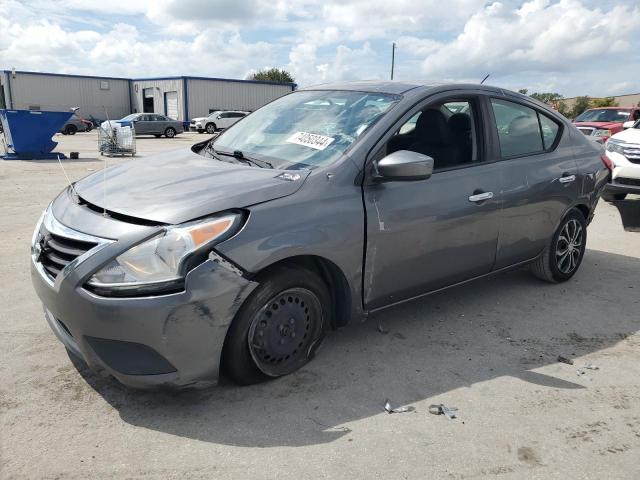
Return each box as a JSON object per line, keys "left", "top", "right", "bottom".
{"left": 491, "top": 99, "right": 542, "bottom": 157}
{"left": 539, "top": 113, "right": 559, "bottom": 149}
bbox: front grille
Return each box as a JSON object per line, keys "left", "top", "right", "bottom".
{"left": 616, "top": 177, "right": 640, "bottom": 187}
{"left": 622, "top": 145, "right": 640, "bottom": 163}
{"left": 39, "top": 230, "right": 97, "bottom": 280}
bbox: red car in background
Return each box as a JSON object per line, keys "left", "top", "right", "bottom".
{"left": 574, "top": 107, "right": 640, "bottom": 142}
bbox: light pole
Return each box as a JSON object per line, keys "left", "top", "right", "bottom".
{"left": 390, "top": 42, "right": 396, "bottom": 80}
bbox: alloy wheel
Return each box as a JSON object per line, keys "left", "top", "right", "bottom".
{"left": 555, "top": 219, "right": 583, "bottom": 274}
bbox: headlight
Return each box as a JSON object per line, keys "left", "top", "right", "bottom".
{"left": 593, "top": 129, "right": 612, "bottom": 137}
{"left": 87, "top": 213, "right": 241, "bottom": 294}
{"left": 606, "top": 140, "right": 624, "bottom": 155}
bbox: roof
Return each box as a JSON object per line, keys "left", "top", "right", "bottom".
{"left": 301, "top": 80, "right": 514, "bottom": 96}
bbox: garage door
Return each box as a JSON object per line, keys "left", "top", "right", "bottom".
{"left": 164, "top": 91, "right": 178, "bottom": 120}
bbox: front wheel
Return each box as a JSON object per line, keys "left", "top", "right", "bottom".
{"left": 65, "top": 125, "right": 77, "bottom": 135}
{"left": 164, "top": 127, "right": 176, "bottom": 138}
{"left": 205, "top": 123, "right": 216, "bottom": 134}
{"left": 530, "top": 209, "right": 587, "bottom": 283}
{"left": 222, "top": 266, "right": 330, "bottom": 385}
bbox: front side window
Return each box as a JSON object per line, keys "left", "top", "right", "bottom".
{"left": 491, "top": 99, "right": 543, "bottom": 157}
{"left": 207, "top": 90, "right": 400, "bottom": 169}
{"left": 384, "top": 99, "right": 480, "bottom": 171}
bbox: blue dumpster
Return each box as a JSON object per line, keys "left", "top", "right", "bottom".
{"left": 0, "top": 109, "right": 73, "bottom": 159}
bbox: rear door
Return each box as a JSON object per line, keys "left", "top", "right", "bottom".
{"left": 362, "top": 92, "right": 502, "bottom": 309}
{"left": 488, "top": 97, "right": 578, "bottom": 268}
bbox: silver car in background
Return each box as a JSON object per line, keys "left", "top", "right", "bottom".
{"left": 190, "top": 111, "right": 249, "bottom": 134}
{"left": 101, "top": 113, "right": 184, "bottom": 138}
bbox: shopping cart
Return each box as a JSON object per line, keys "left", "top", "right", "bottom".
{"left": 98, "top": 124, "right": 136, "bottom": 157}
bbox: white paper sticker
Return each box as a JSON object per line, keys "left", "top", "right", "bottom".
{"left": 286, "top": 131, "right": 335, "bottom": 151}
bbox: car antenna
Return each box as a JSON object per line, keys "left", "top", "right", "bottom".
{"left": 56, "top": 154, "right": 79, "bottom": 201}
{"left": 480, "top": 74, "right": 490, "bottom": 85}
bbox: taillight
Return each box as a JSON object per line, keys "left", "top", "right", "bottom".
{"left": 601, "top": 154, "right": 613, "bottom": 171}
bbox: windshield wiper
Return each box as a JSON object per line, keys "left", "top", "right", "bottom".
{"left": 214, "top": 149, "right": 273, "bottom": 169}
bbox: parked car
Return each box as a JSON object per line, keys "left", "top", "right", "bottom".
{"left": 190, "top": 111, "right": 249, "bottom": 134}
{"left": 60, "top": 113, "right": 92, "bottom": 135}
{"left": 101, "top": 113, "right": 184, "bottom": 138}
{"left": 31, "top": 82, "right": 608, "bottom": 389}
{"left": 573, "top": 107, "right": 640, "bottom": 142}
{"left": 602, "top": 119, "right": 640, "bottom": 201}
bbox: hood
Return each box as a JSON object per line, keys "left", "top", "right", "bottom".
{"left": 610, "top": 127, "right": 640, "bottom": 144}
{"left": 74, "top": 149, "right": 309, "bottom": 224}
{"left": 191, "top": 117, "right": 209, "bottom": 123}
{"left": 574, "top": 121, "right": 622, "bottom": 129}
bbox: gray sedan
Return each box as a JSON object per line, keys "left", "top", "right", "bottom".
{"left": 101, "top": 113, "right": 184, "bottom": 138}
{"left": 31, "top": 81, "right": 608, "bottom": 389}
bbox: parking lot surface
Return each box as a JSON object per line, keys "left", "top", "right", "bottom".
{"left": 1, "top": 131, "right": 639, "bottom": 479}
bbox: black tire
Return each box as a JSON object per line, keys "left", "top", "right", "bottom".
{"left": 205, "top": 123, "right": 216, "bottom": 134}
{"left": 601, "top": 191, "right": 627, "bottom": 202}
{"left": 154, "top": 134, "right": 162, "bottom": 138}
{"left": 65, "top": 124, "right": 77, "bottom": 135}
{"left": 530, "top": 209, "right": 587, "bottom": 283}
{"left": 164, "top": 127, "right": 176, "bottom": 138}
{"left": 85, "top": 124, "right": 93, "bottom": 132}
{"left": 222, "top": 265, "right": 331, "bottom": 385}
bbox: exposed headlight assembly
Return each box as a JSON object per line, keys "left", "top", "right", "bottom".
{"left": 86, "top": 213, "right": 242, "bottom": 296}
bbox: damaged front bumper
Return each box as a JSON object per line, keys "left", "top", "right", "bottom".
{"left": 30, "top": 201, "right": 258, "bottom": 389}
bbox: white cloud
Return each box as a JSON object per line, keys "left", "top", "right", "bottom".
{"left": 1, "top": 0, "right": 639, "bottom": 95}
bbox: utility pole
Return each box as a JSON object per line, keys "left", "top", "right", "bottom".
{"left": 390, "top": 43, "right": 396, "bottom": 80}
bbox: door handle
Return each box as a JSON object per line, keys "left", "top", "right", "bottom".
{"left": 558, "top": 174, "right": 576, "bottom": 184}
{"left": 468, "top": 191, "right": 494, "bottom": 203}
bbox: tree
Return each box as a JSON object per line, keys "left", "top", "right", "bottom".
{"left": 570, "top": 96, "right": 591, "bottom": 118}
{"left": 518, "top": 89, "right": 528, "bottom": 95}
{"left": 248, "top": 68, "right": 295, "bottom": 84}
{"left": 556, "top": 100, "right": 570, "bottom": 117}
{"left": 529, "top": 92, "right": 563, "bottom": 104}
{"left": 591, "top": 96, "right": 618, "bottom": 108}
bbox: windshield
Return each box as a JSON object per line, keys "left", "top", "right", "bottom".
{"left": 206, "top": 90, "right": 400, "bottom": 169}
{"left": 575, "top": 109, "right": 631, "bottom": 123}
{"left": 120, "top": 114, "right": 138, "bottom": 121}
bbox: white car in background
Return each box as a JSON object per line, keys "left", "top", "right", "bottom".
{"left": 190, "top": 110, "right": 249, "bottom": 134}
{"left": 603, "top": 120, "right": 640, "bottom": 201}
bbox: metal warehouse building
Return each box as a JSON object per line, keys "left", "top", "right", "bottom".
{"left": 1, "top": 70, "right": 295, "bottom": 122}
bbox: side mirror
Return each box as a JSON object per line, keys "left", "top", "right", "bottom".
{"left": 623, "top": 121, "right": 635, "bottom": 129}
{"left": 375, "top": 150, "right": 434, "bottom": 182}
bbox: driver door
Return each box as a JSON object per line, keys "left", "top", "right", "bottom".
{"left": 363, "top": 93, "right": 502, "bottom": 309}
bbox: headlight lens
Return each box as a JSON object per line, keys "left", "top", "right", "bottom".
{"left": 606, "top": 140, "right": 624, "bottom": 155}
{"left": 87, "top": 213, "right": 240, "bottom": 289}
{"left": 593, "top": 128, "right": 612, "bottom": 137}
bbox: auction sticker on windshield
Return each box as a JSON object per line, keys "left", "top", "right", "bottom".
{"left": 286, "top": 132, "right": 335, "bottom": 151}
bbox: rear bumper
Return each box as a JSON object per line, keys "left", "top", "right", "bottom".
{"left": 32, "top": 245, "right": 258, "bottom": 389}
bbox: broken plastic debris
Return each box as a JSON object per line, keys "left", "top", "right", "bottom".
{"left": 384, "top": 400, "right": 413, "bottom": 414}
{"left": 584, "top": 364, "right": 599, "bottom": 370}
{"left": 428, "top": 404, "right": 458, "bottom": 419}
{"left": 557, "top": 355, "right": 574, "bottom": 365}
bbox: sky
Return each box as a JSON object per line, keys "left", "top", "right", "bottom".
{"left": 1, "top": 0, "right": 639, "bottom": 97}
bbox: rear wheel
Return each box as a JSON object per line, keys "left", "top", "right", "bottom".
{"left": 205, "top": 123, "right": 216, "bottom": 134}
{"left": 602, "top": 191, "right": 627, "bottom": 202}
{"left": 164, "top": 127, "right": 176, "bottom": 138}
{"left": 530, "top": 209, "right": 587, "bottom": 283}
{"left": 222, "top": 266, "right": 330, "bottom": 385}
{"left": 65, "top": 124, "right": 77, "bottom": 135}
